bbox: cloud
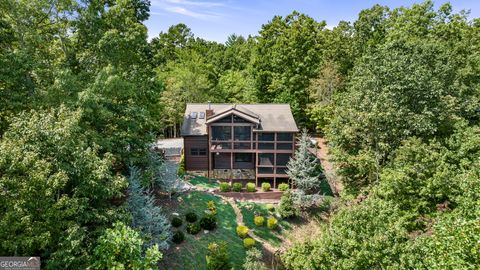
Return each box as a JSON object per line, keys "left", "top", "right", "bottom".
{"left": 151, "top": 0, "right": 225, "bottom": 20}
{"left": 163, "top": 0, "right": 225, "bottom": 8}
{"left": 164, "top": 6, "right": 221, "bottom": 19}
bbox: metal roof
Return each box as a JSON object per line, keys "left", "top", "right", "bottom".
{"left": 181, "top": 103, "right": 299, "bottom": 136}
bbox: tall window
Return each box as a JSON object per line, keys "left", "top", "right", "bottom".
{"left": 234, "top": 126, "right": 251, "bottom": 141}
{"left": 235, "top": 153, "right": 252, "bottom": 162}
{"left": 277, "top": 133, "right": 293, "bottom": 141}
{"left": 211, "top": 126, "right": 231, "bottom": 140}
{"left": 258, "top": 133, "right": 274, "bottom": 141}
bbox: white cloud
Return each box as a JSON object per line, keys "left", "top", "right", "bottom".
{"left": 163, "top": 0, "right": 225, "bottom": 8}
{"left": 164, "top": 6, "right": 221, "bottom": 19}
{"left": 151, "top": 0, "right": 225, "bottom": 20}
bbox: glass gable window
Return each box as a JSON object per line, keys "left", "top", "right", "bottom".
{"left": 211, "top": 126, "right": 231, "bottom": 140}
{"left": 258, "top": 133, "right": 274, "bottom": 141}
{"left": 277, "top": 133, "right": 293, "bottom": 141}
{"left": 234, "top": 126, "right": 251, "bottom": 141}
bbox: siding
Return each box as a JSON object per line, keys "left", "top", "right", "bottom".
{"left": 184, "top": 136, "right": 208, "bottom": 171}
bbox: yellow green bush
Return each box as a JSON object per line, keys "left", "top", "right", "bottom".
{"left": 254, "top": 216, "right": 265, "bottom": 226}
{"left": 243, "top": 237, "right": 256, "bottom": 249}
{"left": 267, "top": 217, "right": 278, "bottom": 230}
{"left": 236, "top": 225, "right": 249, "bottom": 238}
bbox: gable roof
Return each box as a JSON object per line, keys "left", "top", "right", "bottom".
{"left": 181, "top": 103, "right": 299, "bottom": 136}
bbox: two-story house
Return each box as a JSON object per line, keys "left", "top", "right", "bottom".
{"left": 180, "top": 103, "right": 299, "bottom": 188}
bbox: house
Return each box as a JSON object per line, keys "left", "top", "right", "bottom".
{"left": 181, "top": 103, "right": 299, "bottom": 188}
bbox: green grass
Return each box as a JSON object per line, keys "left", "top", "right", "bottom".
{"left": 319, "top": 179, "right": 334, "bottom": 196}
{"left": 189, "top": 176, "right": 219, "bottom": 189}
{"left": 161, "top": 191, "right": 245, "bottom": 270}
{"left": 238, "top": 202, "right": 293, "bottom": 247}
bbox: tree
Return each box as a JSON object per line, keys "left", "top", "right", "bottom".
{"left": 278, "top": 191, "right": 298, "bottom": 219}
{"left": 92, "top": 222, "right": 162, "bottom": 270}
{"left": 206, "top": 241, "right": 232, "bottom": 270}
{"left": 286, "top": 129, "right": 322, "bottom": 193}
{"left": 243, "top": 247, "right": 268, "bottom": 270}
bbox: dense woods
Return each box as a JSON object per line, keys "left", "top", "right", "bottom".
{"left": 1, "top": 0, "right": 479, "bottom": 269}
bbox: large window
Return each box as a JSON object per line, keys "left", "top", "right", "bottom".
{"left": 235, "top": 153, "right": 252, "bottom": 163}
{"left": 277, "top": 143, "right": 293, "bottom": 150}
{"left": 212, "top": 126, "right": 231, "bottom": 140}
{"left": 257, "top": 133, "right": 274, "bottom": 141}
{"left": 258, "top": 153, "right": 274, "bottom": 166}
{"left": 276, "top": 153, "right": 292, "bottom": 166}
{"left": 234, "top": 126, "right": 251, "bottom": 141}
{"left": 277, "top": 133, "right": 293, "bottom": 141}
{"left": 258, "top": 143, "right": 274, "bottom": 150}
{"left": 190, "top": 148, "right": 207, "bottom": 156}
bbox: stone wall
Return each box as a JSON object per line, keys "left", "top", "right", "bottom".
{"left": 211, "top": 169, "right": 255, "bottom": 180}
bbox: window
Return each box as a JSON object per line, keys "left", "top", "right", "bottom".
{"left": 258, "top": 133, "right": 274, "bottom": 141}
{"left": 235, "top": 153, "right": 252, "bottom": 163}
{"left": 190, "top": 148, "right": 207, "bottom": 156}
{"left": 234, "top": 143, "right": 251, "bottom": 149}
{"left": 215, "top": 115, "right": 232, "bottom": 123}
{"left": 258, "top": 143, "right": 274, "bottom": 150}
{"left": 258, "top": 167, "right": 274, "bottom": 174}
{"left": 190, "top": 112, "right": 197, "bottom": 119}
{"left": 233, "top": 115, "right": 250, "bottom": 123}
{"left": 277, "top": 143, "right": 293, "bottom": 150}
{"left": 276, "top": 167, "right": 288, "bottom": 175}
{"left": 212, "top": 126, "right": 231, "bottom": 140}
{"left": 258, "top": 153, "right": 274, "bottom": 166}
{"left": 277, "top": 133, "right": 293, "bottom": 141}
{"left": 234, "top": 126, "right": 251, "bottom": 141}
{"left": 199, "top": 112, "right": 205, "bottom": 119}
{"left": 276, "top": 153, "right": 292, "bottom": 166}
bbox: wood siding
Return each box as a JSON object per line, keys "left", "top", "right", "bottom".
{"left": 184, "top": 136, "right": 208, "bottom": 170}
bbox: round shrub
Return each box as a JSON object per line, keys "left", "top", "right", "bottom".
{"left": 172, "top": 230, "right": 185, "bottom": 244}
{"left": 186, "top": 223, "right": 201, "bottom": 235}
{"left": 246, "top": 183, "right": 256, "bottom": 192}
{"left": 219, "top": 182, "right": 231, "bottom": 192}
{"left": 171, "top": 217, "right": 183, "bottom": 228}
{"left": 254, "top": 216, "right": 265, "bottom": 226}
{"left": 243, "top": 237, "right": 256, "bottom": 249}
{"left": 232, "top": 182, "right": 243, "bottom": 192}
{"left": 185, "top": 212, "right": 198, "bottom": 223}
{"left": 278, "top": 183, "right": 289, "bottom": 191}
{"left": 267, "top": 217, "right": 278, "bottom": 230}
{"left": 200, "top": 214, "right": 217, "bottom": 230}
{"left": 266, "top": 204, "right": 275, "bottom": 212}
{"left": 236, "top": 225, "right": 249, "bottom": 238}
{"left": 261, "top": 182, "right": 271, "bottom": 192}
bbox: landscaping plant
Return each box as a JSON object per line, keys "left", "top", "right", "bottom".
{"left": 278, "top": 190, "right": 298, "bottom": 218}
{"left": 232, "top": 182, "right": 243, "bottom": 192}
{"left": 172, "top": 230, "right": 185, "bottom": 244}
{"left": 219, "top": 182, "right": 231, "bottom": 192}
{"left": 261, "top": 182, "right": 271, "bottom": 192}
{"left": 206, "top": 241, "right": 232, "bottom": 270}
{"left": 254, "top": 216, "right": 265, "bottom": 226}
{"left": 266, "top": 204, "right": 275, "bottom": 212}
{"left": 185, "top": 212, "right": 198, "bottom": 223}
{"left": 278, "top": 183, "right": 289, "bottom": 191}
{"left": 243, "top": 247, "right": 268, "bottom": 270}
{"left": 186, "top": 223, "right": 201, "bottom": 235}
{"left": 200, "top": 214, "right": 217, "bottom": 230}
{"left": 171, "top": 217, "right": 183, "bottom": 228}
{"left": 267, "top": 217, "right": 278, "bottom": 230}
{"left": 207, "top": 200, "right": 217, "bottom": 215}
{"left": 246, "top": 183, "right": 256, "bottom": 192}
{"left": 236, "top": 225, "right": 249, "bottom": 238}
{"left": 243, "top": 238, "right": 256, "bottom": 249}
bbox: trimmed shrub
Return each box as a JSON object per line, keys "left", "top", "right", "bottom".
{"left": 261, "top": 182, "right": 271, "bottom": 192}
{"left": 243, "top": 238, "right": 256, "bottom": 249}
{"left": 254, "top": 216, "right": 265, "bottom": 226}
{"left": 246, "top": 183, "right": 256, "bottom": 192}
{"left": 266, "top": 204, "right": 275, "bottom": 212}
{"left": 267, "top": 217, "right": 278, "bottom": 230}
{"left": 200, "top": 214, "right": 217, "bottom": 230}
{"left": 219, "top": 182, "right": 231, "bottom": 192}
{"left": 206, "top": 241, "right": 232, "bottom": 270}
{"left": 236, "top": 225, "right": 249, "bottom": 238}
{"left": 207, "top": 200, "right": 217, "bottom": 215}
{"left": 172, "top": 230, "right": 185, "bottom": 244}
{"left": 171, "top": 217, "right": 183, "bottom": 228}
{"left": 232, "top": 183, "right": 243, "bottom": 192}
{"left": 278, "top": 190, "right": 297, "bottom": 219}
{"left": 186, "top": 223, "right": 201, "bottom": 235}
{"left": 185, "top": 212, "right": 198, "bottom": 223}
{"left": 278, "top": 183, "right": 289, "bottom": 191}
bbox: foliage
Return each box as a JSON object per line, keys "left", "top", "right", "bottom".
{"left": 207, "top": 200, "right": 217, "bottom": 216}
{"left": 254, "top": 216, "right": 265, "bottom": 226}
{"left": 243, "top": 247, "right": 268, "bottom": 270}
{"left": 92, "top": 222, "right": 162, "bottom": 270}
{"left": 206, "top": 241, "right": 232, "bottom": 270}
{"left": 232, "top": 182, "right": 243, "bottom": 192}
{"left": 171, "top": 217, "right": 183, "bottom": 228}
{"left": 219, "top": 182, "right": 231, "bottom": 192}
{"left": 278, "top": 191, "right": 298, "bottom": 219}
{"left": 266, "top": 204, "right": 275, "bottom": 212}
{"left": 172, "top": 230, "right": 185, "bottom": 244}
{"left": 246, "top": 183, "right": 256, "bottom": 192}
{"left": 243, "top": 238, "right": 256, "bottom": 249}
{"left": 186, "top": 212, "right": 198, "bottom": 223}
{"left": 267, "top": 217, "right": 278, "bottom": 230}
{"left": 236, "top": 225, "right": 250, "bottom": 238}
{"left": 186, "top": 223, "right": 201, "bottom": 235}
{"left": 200, "top": 214, "right": 217, "bottom": 230}
{"left": 177, "top": 152, "right": 186, "bottom": 176}
{"left": 278, "top": 183, "right": 289, "bottom": 191}
{"left": 261, "top": 182, "right": 271, "bottom": 192}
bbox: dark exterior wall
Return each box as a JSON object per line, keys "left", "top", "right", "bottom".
{"left": 213, "top": 153, "right": 231, "bottom": 169}
{"left": 184, "top": 136, "right": 208, "bottom": 171}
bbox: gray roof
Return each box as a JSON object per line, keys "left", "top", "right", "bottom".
{"left": 181, "top": 103, "right": 299, "bottom": 136}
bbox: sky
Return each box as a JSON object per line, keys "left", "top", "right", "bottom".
{"left": 145, "top": 0, "right": 480, "bottom": 43}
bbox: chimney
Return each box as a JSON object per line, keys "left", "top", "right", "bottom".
{"left": 206, "top": 101, "right": 214, "bottom": 118}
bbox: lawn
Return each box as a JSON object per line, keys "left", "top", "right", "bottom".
{"left": 160, "top": 191, "right": 245, "bottom": 270}
{"left": 238, "top": 202, "right": 294, "bottom": 248}
{"left": 188, "top": 176, "right": 219, "bottom": 189}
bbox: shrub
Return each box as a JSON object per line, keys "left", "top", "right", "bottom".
{"left": 246, "top": 183, "right": 256, "bottom": 192}
{"left": 207, "top": 200, "right": 217, "bottom": 215}
{"left": 219, "top": 182, "right": 231, "bottom": 192}
{"left": 236, "top": 225, "right": 249, "bottom": 238}
{"left": 172, "top": 230, "right": 185, "bottom": 244}
{"left": 278, "top": 190, "right": 298, "bottom": 218}
{"left": 267, "top": 217, "right": 278, "bottom": 230}
{"left": 177, "top": 153, "right": 186, "bottom": 176}
{"left": 243, "top": 247, "right": 267, "bottom": 270}
{"left": 186, "top": 223, "right": 201, "bottom": 235}
{"left": 206, "top": 241, "right": 232, "bottom": 270}
{"left": 200, "top": 214, "right": 217, "bottom": 230}
{"left": 254, "top": 216, "right": 265, "bottom": 226}
{"left": 243, "top": 238, "right": 256, "bottom": 249}
{"left": 185, "top": 212, "right": 198, "bottom": 223}
{"left": 278, "top": 183, "right": 289, "bottom": 191}
{"left": 232, "top": 182, "right": 243, "bottom": 192}
{"left": 261, "top": 182, "right": 271, "bottom": 192}
{"left": 266, "top": 204, "right": 275, "bottom": 212}
{"left": 171, "top": 217, "right": 183, "bottom": 228}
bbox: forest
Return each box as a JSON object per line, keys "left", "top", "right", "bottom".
{"left": 0, "top": 0, "right": 479, "bottom": 269}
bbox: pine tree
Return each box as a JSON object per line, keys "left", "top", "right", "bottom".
{"left": 287, "top": 129, "right": 322, "bottom": 193}
{"left": 127, "top": 167, "right": 172, "bottom": 250}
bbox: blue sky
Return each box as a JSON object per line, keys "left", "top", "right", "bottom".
{"left": 146, "top": 0, "right": 480, "bottom": 43}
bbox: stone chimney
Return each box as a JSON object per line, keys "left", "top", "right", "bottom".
{"left": 206, "top": 101, "right": 214, "bottom": 118}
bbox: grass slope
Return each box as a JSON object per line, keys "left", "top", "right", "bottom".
{"left": 189, "top": 176, "right": 219, "bottom": 189}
